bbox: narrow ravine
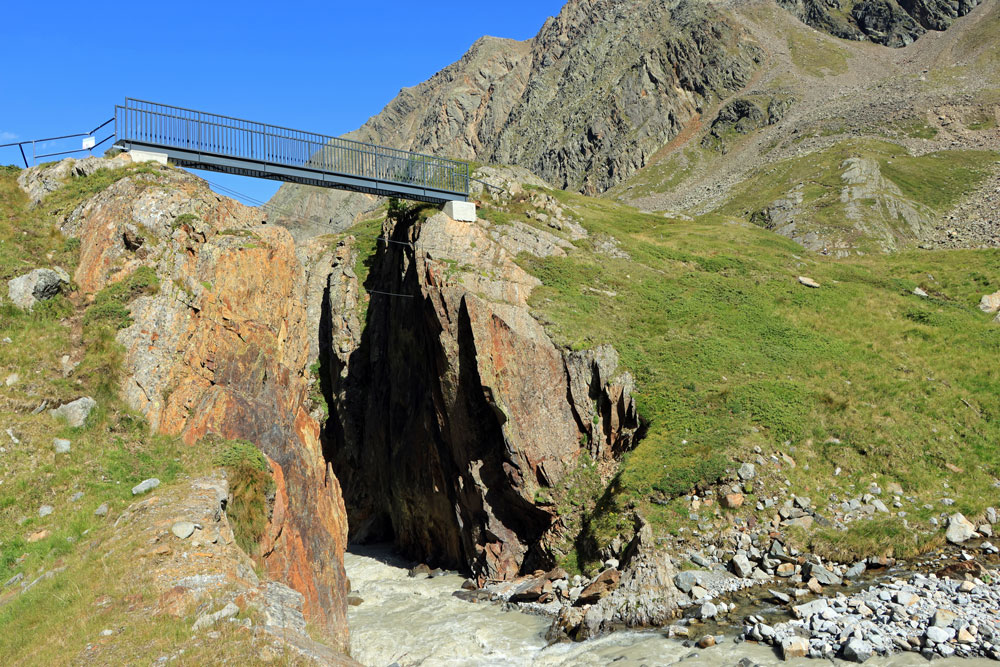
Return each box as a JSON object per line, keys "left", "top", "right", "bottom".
{"left": 343, "top": 548, "right": 995, "bottom": 667}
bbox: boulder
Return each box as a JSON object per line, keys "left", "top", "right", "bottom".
{"left": 783, "top": 515, "right": 814, "bottom": 530}
{"left": 510, "top": 577, "right": 549, "bottom": 602}
{"left": 730, "top": 554, "right": 754, "bottom": 578}
{"left": 192, "top": 602, "right": 240, "bottom": 631}
{"left": 674, "top": 570, "right": 701, "bottom": 594}
{"left": 53, "top": 438, "right": 72, "bottom": 454}
{"left": 49, "top": 397, "right": 97, "bottom": 428}
{"left": 547, "top": 606, "right": 587, "bottom": 642}
{"left": 781, "top": 636, "right": 809, "bottom": 659}
{"left": 738, "top": 462, "right": 756, "bottom": 480}
{"left": 171, "top": 521, "right": 197, "bottom": 539}
{"left": 695, "top": 601, "right": 718, "bottom": 619}
{"left": 7, "top": 267, "right": 69, "bottom": 310}
{"left": 931, "top": 609, "right": 958, "bottom": 628}
{"left": 925, "top": 625, "right": 953, "bottom": 644}
{"left": 722, "top": 493, "right": 745, "bottom": 509}
{"left": 842, "top": 637, "right": 874, "bottom": 663}
{"left": 844, "top": 562, "right": 866, "bottom": 579}
{"left": 945, "top": 513, "right": 976, "bottom": 544}
{"left": 803, "top": 563, "right": 842, "bottom": 586}
{"left": 131, "top": 478, "right": 160, "bottom": 495}
{"left": 576, "top": 568, "right": 620, "bottom": 605}
{"left": 769, "top": 589, "right": 791, "bottom": 604}
{"left": 798, "top": 276, "right": 821, "bottom": 288}
{"left": 408, "top": 564, "right": 432, "bottom": 578}
{"left": 980, "top": 290, "right": 1000, "bottom": 314}
{"left": 793, "top": 598, "right": 829, "bottom": 619}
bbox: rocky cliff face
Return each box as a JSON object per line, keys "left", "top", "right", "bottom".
{"left": 269, "top": 0, "right": 762, "bottom": 231}
{"left": 777, "top": 0, "right": 981, "bottom": 46}
{"left": 323, "top": 198, "right": 639, "bottom": 581}
{"left": 35, "top": 157, "right": 351, "bottom": 651}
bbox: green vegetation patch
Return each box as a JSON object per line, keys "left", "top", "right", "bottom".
{"left": 512, "top": 180, "right": 1000, "bottom": 567}
{"left": 215, "top": 440, "right": 275, "bottom": 556}
{"left": 82, "top": 265, "right": 160, "bottom": 330}
{"left": 787, "top": 30, "right": 849, "bottom": 77}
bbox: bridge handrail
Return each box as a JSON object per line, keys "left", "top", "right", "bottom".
{"left": 116, "top": 98, "right": 470, "bottom": 196}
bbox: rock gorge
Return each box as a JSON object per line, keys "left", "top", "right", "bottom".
{"left": 320, "top": 202, "right": 640, "bottom": 582}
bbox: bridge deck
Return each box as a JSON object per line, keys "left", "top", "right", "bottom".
{"left": 114, "top": 99, "right": 469, "bottom": 204}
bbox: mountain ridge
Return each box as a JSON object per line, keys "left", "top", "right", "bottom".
{"left": 269, "top": 0, "right": 996, "bottom": 250}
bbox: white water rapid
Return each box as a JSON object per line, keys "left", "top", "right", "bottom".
{"left": 344, "top": 547, "right": 994, "bottom": 667}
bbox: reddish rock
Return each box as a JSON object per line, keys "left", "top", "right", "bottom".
{"left": 510, "top": 576, "right": 551, "bottom": 602}
{"left": 722, "top": 493, "right": 745, "bottom": 509}
{"left": 576, "top": 568, "right": 621, "bottom": 605}
{"left": 27, "top": 530, "right": 50, "bottom": 543}
{"left": 59, "top": 160, "right": 351, "bottom": 652}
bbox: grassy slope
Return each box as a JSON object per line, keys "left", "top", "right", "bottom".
{"left": 478, "top": 181, "right": 1000, "bottom": 569}
{"left": 0, "top": 167, "right": 295, "bottom": 664}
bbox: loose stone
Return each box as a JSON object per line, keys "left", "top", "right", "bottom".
{"left": 131, "top": 478, "right": 160, "bottom": 495}
{"left": 171, "top": 521, "right": 197, "bottom": 539}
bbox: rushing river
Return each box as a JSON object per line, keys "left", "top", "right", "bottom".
{"left": 345, "top": 547, "right": 993, "bottom": 667}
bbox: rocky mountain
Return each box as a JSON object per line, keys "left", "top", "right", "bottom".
{"left": 778, "top": 0, "right": 982, "bottom": 47}
{"left": 269, "top": 0, "right": 995, "bottom": 247}
{"left": 269, "top": 0, "right": 763, "bottom": 229}
{"left": 4, "top": 0, "right": 999, "bottom": 662}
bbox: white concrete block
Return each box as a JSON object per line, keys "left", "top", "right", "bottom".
{"left": 129, "top": 149, "right": 168, "bottom": 166}
{"left": 444, "top": 200, "right": 477, "bottom": 222}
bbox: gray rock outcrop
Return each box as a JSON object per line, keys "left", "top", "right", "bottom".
{"left": 7, "top": 267, "right": 69, "bottom": 310}
{"left": 778, "top": 0, "right": 981, "bottom": 47}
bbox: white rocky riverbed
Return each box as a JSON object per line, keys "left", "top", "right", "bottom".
{"left": 745, "top": 572, "right": 1000, "bottom": 661}
{"left": 344, "top": 547, "right": 997, "bottom": 666}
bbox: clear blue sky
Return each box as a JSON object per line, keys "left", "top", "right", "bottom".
{"left": 1, "top": 0, "right": 564, "bottom": 204}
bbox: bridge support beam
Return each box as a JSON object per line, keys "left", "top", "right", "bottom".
{"left": 128, "top": 149, "right": 168, "bottom": 166}
{"left": 444, "top": 200, "right": 477, "bottom": 222}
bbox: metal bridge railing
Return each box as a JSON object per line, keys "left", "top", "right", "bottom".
{"left": 115, "top": 98, "right": 470, "bottom": 197}
{"left": 1, "top": 118, "right": 116, "bottom": 168}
